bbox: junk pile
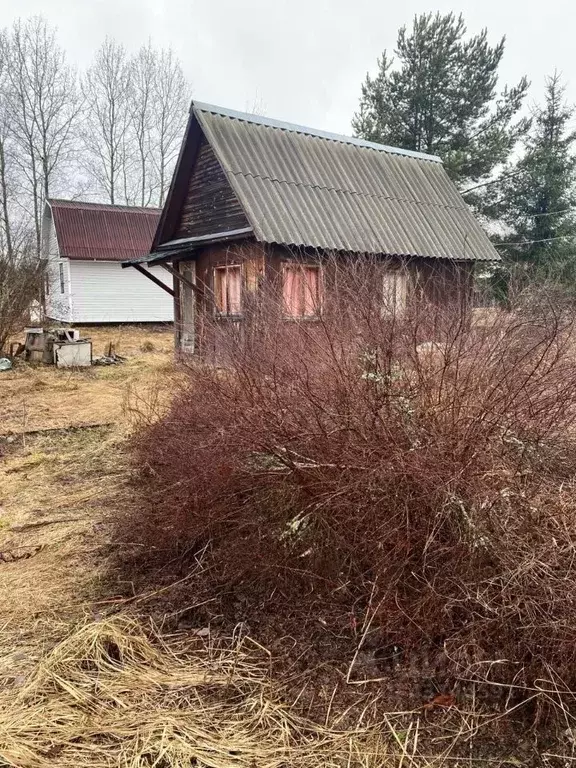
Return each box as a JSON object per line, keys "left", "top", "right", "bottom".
{"left": 13, "top": 328, "right": 93, "bottom": 368}
{"left": 93, "top": 341, "right": 126, "bottom": 366}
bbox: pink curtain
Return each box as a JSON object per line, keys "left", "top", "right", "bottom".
{"left": 227, "top": 267, "right": 241, "bottom": 314}
{"left": 283, "top": 266, "right": 299, "bottom": 316}
{"left": 283, "top": 265, "right": 321, "bottom": 317}
{"left": 303, "top": 267, "right": 319, "bottom": 316}
{"left": 215, "top": 266, "right": 242, "bottom": 314}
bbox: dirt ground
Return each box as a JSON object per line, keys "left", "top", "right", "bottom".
{"left": 0, "top": 326, "right": 175, "bottom": 684}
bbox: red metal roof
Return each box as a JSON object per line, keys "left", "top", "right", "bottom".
{"left": 48, "top": 199, "right": 161, "bottom": 261}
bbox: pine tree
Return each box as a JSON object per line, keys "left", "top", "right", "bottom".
{"left": 353, "top": 13, "right": 529, "bottom": 188}
{"left": 488, "top": 73, "right": 576, "bottom": 277}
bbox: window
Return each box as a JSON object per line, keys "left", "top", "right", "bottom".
{"left": 59, "top": 263, "right": 65, "bottom": 294}
{"left": 44, "top": 273, "right": 49, "bottom": 296}
{"left": 283, "top": 264, "right": 322, "bottom": 318}
{"left": 214, "top": 265, "right": 242, "bottom": 315}
{"left": 382, "top": 271, "right": 407, "bottom": 315}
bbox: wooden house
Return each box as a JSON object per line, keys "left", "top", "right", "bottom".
{"left": 123, "top": 102, "right": 499, "bottom": 352}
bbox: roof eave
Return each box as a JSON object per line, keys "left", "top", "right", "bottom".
{"left": 122, "top": 226, "right": 254, "bottom": 267}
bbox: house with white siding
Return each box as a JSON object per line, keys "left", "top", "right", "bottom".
{"left": 42, "top": 199, "right": 173, "bottom": 324}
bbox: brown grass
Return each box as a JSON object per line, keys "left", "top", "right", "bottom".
{"left": 0, "top": 325, "right": 174, "bottom": 434}
{"left": 0, "top": 326, "right": 175, "bottom": 684}
{"left": 0, "top": 615, "right": 410, "bottom": 768}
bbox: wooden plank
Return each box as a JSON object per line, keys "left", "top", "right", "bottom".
{"left": 132, "top": 264, "right": 175, "bottom": 297}
{"left": 160, "top": 262, "right": 201, "bottom": 294}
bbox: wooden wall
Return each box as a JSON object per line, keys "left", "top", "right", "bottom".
{"left": 174, "top": 137, "right": 249, "bottom": 239}
{"left": 174, "top": 239, "right": 265, "bottom": 357}
{"left": 174, "top": 240, "right": 475, "bottom": 355}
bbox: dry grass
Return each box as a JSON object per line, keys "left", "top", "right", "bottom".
{"left": 0, "top": 615, "right": 407, "bottom": 768}
{"left": 0, "top": 428, "right": 127, "bottom": 686}
{"left": 0, "top": 326, "right": 175, "bottom": 685}
{"left": 0, "top": 325, "right": 174, "bottom": 434}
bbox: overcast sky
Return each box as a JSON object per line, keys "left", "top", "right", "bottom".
{"left": 0, "top": 0, "right": 573, "bottom": 134}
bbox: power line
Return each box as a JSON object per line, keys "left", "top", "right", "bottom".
{"left": 461, "top": 169, "right": 525, "bottom": 195}
{"left": 494, "top": 234, "right": 576, "bottom": 247}
{"left": 481, "top": 199, "right": 574, "bottom": 216}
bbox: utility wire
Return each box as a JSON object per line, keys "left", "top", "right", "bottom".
{"left": 494, "top": 234, "right": 576, "bottom": 247}
{"left": 530, "top": 207, "right": 572, "bottom": 217}
{"left": 461, "top": 169, "right": 525, "bottom": 195}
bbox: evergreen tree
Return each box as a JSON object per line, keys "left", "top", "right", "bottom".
{"left": 488, "top": 73, "right": 576, "bottom": 277}
{"left": 353, "top": 13, "right": 529, "bottom": 188}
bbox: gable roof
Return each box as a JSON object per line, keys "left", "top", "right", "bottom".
{"left": 154, "top": 102, "right": 499, "bottom": 263}
{"left": 47, "top": 199, "right": 161, "bottom": 262}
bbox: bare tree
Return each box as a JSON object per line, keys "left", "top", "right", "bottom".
{"left": 4, "top": 17, "right": 80, "bottom": 255}
{"left": 81, "top": 38, "right": 132, "bottom": 205}
{"left": 129, "top": 42, "right": 156, "bottom": 207}
{"left": 124, "top": 43, "right": 190, "bottom": 207}
{"left": 153, "top": 48, "right": 190, "bottom": 206}
{"left": 0, "top": 33, "right": 15, "bottom": 259}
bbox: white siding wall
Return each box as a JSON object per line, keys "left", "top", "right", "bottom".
{"left": 68, "top": 261, "right": 174, "bottom": 323}
{"left": 43, "top": 216, "right": 73, "bottom": 322}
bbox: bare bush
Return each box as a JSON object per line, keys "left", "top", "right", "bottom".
{"left": 121, "top": 257, "right": 576, "bottom": 724}
{"left": 0, "top": 251, "right": 43, "bottom": 352}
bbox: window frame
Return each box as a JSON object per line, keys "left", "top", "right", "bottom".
{"left": 282, "top": 262, "right": 323, "bottom": 320}
{"left": 59, "top": 262, "right": 65, "bottom": 295}
{"left": 381, "top": 269, "right": 407, "bottom": 316}
{"left": 213, "top": 263, "right": 243, "bottom": 317}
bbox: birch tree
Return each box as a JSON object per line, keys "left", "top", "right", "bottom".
{"left": 84, "top": 39, "right": 190, "bottom": 207}
{"left": 81, "top": 38, "right": 132, "bottom": 205}
{"left": 5, "top": 17, "right": 80, "bottom": 254}
{"left": 127, "top": 43, "right": 190, "bottom": 207}
{"left": 0, "top": 33, "right": 15, "bottom": 259}
{"left": 129, "top": 42, "right": 156, "bottom": 206}
{"left": 152, "top": 48, "right": 190, "bottom": 206}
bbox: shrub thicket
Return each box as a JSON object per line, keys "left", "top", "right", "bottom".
{"left": 125, "top": 259, "right": 576, "bottom": 722}
{"left": 0, "top": 251, "right": 43, "bottom": 353}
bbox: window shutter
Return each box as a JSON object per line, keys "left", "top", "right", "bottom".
{"left": 227, "top": 267, "right": 241, "bottom": 314}
{"left": 382, "top": 271, "right": 407, "bottom": 315}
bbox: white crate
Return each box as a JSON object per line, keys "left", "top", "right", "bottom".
{"left": 53, "top": 341, "right": 92, "bottom": 368}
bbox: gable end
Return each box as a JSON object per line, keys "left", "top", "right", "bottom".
{"left": 174, "top": 136, "right": 249, "bottom": 240}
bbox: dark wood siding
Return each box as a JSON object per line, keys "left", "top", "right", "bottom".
{"left": 184, "top": 239, "right": 265, "bottom": 358}
{"left": 413, "top": 257, "right": 474, "bottom": 305}
{"left": 176, "top": 242, "right": 474, "bottom": 355}
{"left": 174, "top": 137, "right": 249, "bottom": 239}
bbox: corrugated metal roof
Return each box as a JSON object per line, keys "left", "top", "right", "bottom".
{"left": 48, "top": 199, "right": 161, "bottom": 262}
{"left": 192, "top": 103, "right": 499, "bottom": 262}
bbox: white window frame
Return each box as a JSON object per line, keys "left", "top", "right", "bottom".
{"left": 382, "top": 270, "right": 407, "bottom": 316}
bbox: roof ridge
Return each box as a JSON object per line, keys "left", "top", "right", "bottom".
{"left": 48, "top": 198, "right": 162, "bottom": 213}
{"left": 192, "top": 101, "right": 442, "bottom": 163}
